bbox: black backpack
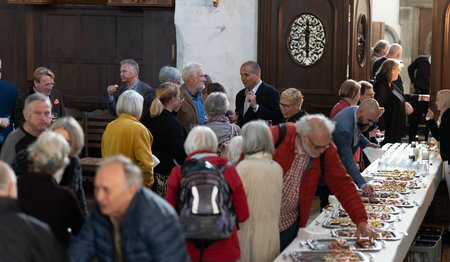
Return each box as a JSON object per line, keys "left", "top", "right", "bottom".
{"left": 177, "top": 156, "right": 235, "bottom": 241}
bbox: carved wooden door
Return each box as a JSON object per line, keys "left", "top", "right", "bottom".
{"left": 258, "top": 0, "right": 371, "bottom": 115}
{"left": 349, "top": 0, "right": 371, "bottom": 82}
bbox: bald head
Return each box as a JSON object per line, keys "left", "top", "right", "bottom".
{"left": 0, "top": 161, "right": 17, "bottom": 198}
{"left": 356, "top": 99, "right": 381, "bottom": 132}
{"left": 386, "top": 43, "right": 402, "bottom": 59}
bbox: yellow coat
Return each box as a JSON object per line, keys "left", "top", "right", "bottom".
{"left": 102, "top": 113, "right": 154, "bottom": 187}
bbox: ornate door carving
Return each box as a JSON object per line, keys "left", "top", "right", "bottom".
{"left": 258, "top": 0, "right": 371, "bottom": 115}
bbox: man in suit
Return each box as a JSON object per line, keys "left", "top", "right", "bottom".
{"left": 14, "top": 66, "right": 65, "bottom": 128}
{"left": 107, "top": 59, "right": 156, "bottom": 118}
{"left": 331, "top": 99, "right": 381, "bottom": 200}
{"left": 177, "top": 62, "right": 207, "bottom": 135}
{"left": 235, "top": 61, "right": 283, "bottom": 127}
{"left": 0, "top": 59, "right": 17, "bottom": 151}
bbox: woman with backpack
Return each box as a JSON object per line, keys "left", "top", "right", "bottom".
{"left": 236, "top": 120, "right": 283, "bottom": 262}
{"left": 165, "top": 126, "right": 249, "bottom": 262}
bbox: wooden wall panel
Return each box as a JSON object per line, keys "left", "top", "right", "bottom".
{"left": 46, "top": 15, "right": 78, "bottom": 58}
{"left": 81, "top": 15, "right": 114, "bottom": 59}
{"left": 0, "top": 9, "right": 20, "bottom": 82}
{"left": 116, "top": 16, "right": 143, "bottom": 60}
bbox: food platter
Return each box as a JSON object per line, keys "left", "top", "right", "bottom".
{"left": 323, "top": 218, "right": 387, "bottom": 229}
{"left": 333, "top": 211, "right": 395, "bottom": 222}
{"left": 331, "top": 229, "right": 403, "bottom": 241}
{"left": 290, "top": 250, "right": 369, "bottom": 262}
{"left": 363, "top": 204, "right": 400, "bottom": 214}
{"left": 306, "top": 238, "right": 383, "bottom": 252}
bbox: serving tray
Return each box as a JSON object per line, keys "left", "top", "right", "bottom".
{"left": 290, "top": 250, "right": 369, "bottom": 262}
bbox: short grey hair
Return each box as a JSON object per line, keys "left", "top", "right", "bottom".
{"left": 159, "top": 66, "right": 182, "bottom": 84}
{"left": 49, "top": 116, "right": 85, "bottom": 156}
{"left": 99, "top": 155, "right": 143, "bottom": 189}
{"left": 204, "top": 92, "right": 229, "bottom": 116}
{"left": 227, "top": 136, "right": 243, "bottom": 166}
{"left": 242, "top": 120, "right": 274, "bottom": 155}
{"left": 120, "top": 59, "right": 139, "bottom": 75}
{"left": 182, "top": 62, "right": 203, "bottom": 82}
{"left": 116, "top": 90, "right": 144, "bottom": 119}
{"left": 0, "top": 160, "right": 16, "bottom": 193}
{"left": 184, "top": 126, "right": 218, "bottom": 155}
{"left": 24, "top": 93, "right": 51, "bottom": 112}
{"left": 29, "top": 131, "right": 70, "bottom": 175}
{"left": 296, "top": 114, "right": 335, "bottom": 136}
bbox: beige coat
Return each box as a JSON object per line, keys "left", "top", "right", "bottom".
{"left": 236, "top": 152, "right": 283, "bottom": 262}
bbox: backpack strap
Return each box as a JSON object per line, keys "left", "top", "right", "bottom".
{"left": 275, "top": 123, "right": 287, "bottom": 148}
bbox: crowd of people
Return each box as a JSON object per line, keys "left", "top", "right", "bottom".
{"left": 0, "top": 47, "right": 448, "bottom": 262}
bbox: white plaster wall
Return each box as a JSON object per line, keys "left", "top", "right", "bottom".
{"left": 372, "top": 0, "right": 401, "bottom": 38}
{"left": 175, "top": 0, "right": 258, "bottom": 110}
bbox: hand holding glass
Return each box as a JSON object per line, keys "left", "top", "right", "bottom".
{"left": 375, "top": 133, "right": 385, "bottom": 146}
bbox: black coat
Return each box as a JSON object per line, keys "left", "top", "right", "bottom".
{"left": 0, "top": 197, "right": 68, "bottom": 261}
{"left": 427, "top": 109, "right": 450, "bottom": 162}
{"left": 235, "top": 81, "right": 283, "bottom": 127}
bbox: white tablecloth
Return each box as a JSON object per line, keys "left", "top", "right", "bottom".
{"left": 274, "top": 153, "right": 442, "bottom": 262}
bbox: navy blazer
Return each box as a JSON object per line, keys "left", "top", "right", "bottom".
{"left": 0, "top": 80, "right": 17, "bottom": 146}
{"left": 332, "top": 106, "right": 370, "bottom": 188}
{"left": 235, "top": 81, "right": 283, "bottom": 127}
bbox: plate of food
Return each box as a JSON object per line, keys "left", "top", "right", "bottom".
{"left": 323, "top": 218, "right": 387, "bottom": 229}
{"left": 364, "top": 204, "right": 400, "bottom": 214}
{"left": 331, "top": 229, "right": 403, "bottom": 241}
{"left": 306, "top": 238, "right": 382, "bottom": 252}
{"left": 290, "top": 250, "right": 369, "bottom": 262}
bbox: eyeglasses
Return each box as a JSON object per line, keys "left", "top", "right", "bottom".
{"left": 307, "top": 136, "right": 330, "bottom": 150}
{"left": 280, "top": 102, "right": 293, "bottom": 109}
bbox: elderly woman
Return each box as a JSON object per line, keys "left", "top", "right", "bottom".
{"left": 142, "top": 82, "right": 186, "bottom": 196}
{"left": 102, "top": 90, "right": 154, "bottom": 188}
{"left": 236, "top": 121, "right": 283, "bottom": 262}
{"left": 374, "top": 59, "right": 413, "bottom": 144}
{"left": 426, "top": 89, "right": 450, "bottom": 199}
{"left": 17, "top": 131, "right": 85, "bottom": 248}
{"left": 280, "top": 88, "right": 307, "bottom": 122}
{"left": 165, "top": 126, "right": 249, "bottom": 262}
{"left": 330, "top": 79, "right": 361, "bottom": 118}
{"left": 204, "top": 92, "right": 241, "bottom": 156}
{"left": 159, "top": 66, "right": 183, "bottom": 85}
{"left": 11, "top": 116, "right": 87, "bottom": 215}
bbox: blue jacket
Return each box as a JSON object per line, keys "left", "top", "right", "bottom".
{"left": 68, "top": 188, "right": 189, "bottom": 262}
{"left": 332, "top": 106, "right": 370, "bottom": 188}
{"left": 0, "top": 80, "right": 17, "bottom": 146}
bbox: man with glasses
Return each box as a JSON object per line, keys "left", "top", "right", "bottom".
{"left": 14, "top": 67, "right": 65, "bottom": 127}
{"left": 1, "top": 93, "right": 52, "bottom": 164}
{"left": 270, "top": 114, "right": 375, "bottom": 251}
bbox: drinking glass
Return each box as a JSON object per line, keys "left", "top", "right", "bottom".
{"left": 375, "top": 133, "right": 385, "bottom": 146}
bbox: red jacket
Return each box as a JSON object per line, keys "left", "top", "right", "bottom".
{"left": 271, "top": 123, "right": 368, "bottom": 227}
{"left": 165, "top": 150, "right": 250, "bottom": 262}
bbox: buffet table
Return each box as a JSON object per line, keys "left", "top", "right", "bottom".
{"left": 274, "top": 143, "right": 443, "bottom": 262}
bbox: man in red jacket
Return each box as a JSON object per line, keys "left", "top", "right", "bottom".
{"left": 271, "top": 114, "right": 375, "bottom": 251}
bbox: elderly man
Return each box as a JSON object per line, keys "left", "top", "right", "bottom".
{"left": 235, "top": 61, "right": 283, "bottom": 127}
{"left": 102, "top": 90, "right": 154, "bottom": 187}
{"left": 15, "top": 67, "right": 65, "bottom": 127}
{"left": 159, "top": 65, "right": 183, "bottom": 85}
{"left": 270, "top": 114, "right": 375, "bottom": 250}
{"left": 0, "top": 160, "right": 67, "bottom": 261}
{"left": 177, "top": 62, "right": 207, "bottom": 135}
{"left": 68, "top": 155, "right": 189, "bottom": 262}
{"left": 107, "top": 59, "right": 155, "bottom": 119}
{"left": 327, "top": 99, "right": 382, "bottom": 206}
{"left": 0, "top": 59, "right": 17, "bottom": 151}
{"left": 1, "top": 93, "right": 52, "bottom": 164}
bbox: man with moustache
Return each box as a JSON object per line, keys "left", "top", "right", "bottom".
{"left": 332, "top": 99, "right": 381, "bottom": 196}
{"left": 270, "top": 114, "right": 375, "bottom": 250}
{"left": 177, "top": 62, "right": 207, "bottom": 135}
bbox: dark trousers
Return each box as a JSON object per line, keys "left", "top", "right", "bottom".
{"left": 408, "top": 100, "right": 429, "bottom": 142}
{"left": 318, "top": 185, "right": 332, "bottom": 210}
{"left": 280, "top": 219, "right": 299, "bottom": 252}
